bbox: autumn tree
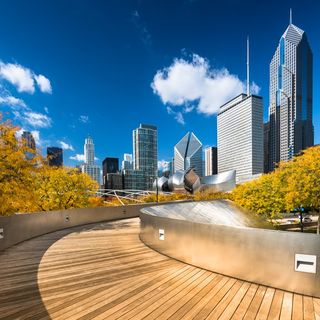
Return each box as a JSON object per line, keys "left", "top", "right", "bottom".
{"left": 232, "top": 145, "right": 320, "bottom": 232}
{"left": 32, "top": 166, "right": 99, "bottom": 212}
{"left": 285, "top": 146, "right": 320, "bottom": 233}
{"left": 0, "top": 114, "right": 39, "bottom": 215}
{"left": 0, "top": 112, "right": 99, "bottom": 216}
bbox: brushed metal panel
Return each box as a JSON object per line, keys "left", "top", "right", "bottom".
{"left": 140, "top": 201, "right": 320, "bottom": 297}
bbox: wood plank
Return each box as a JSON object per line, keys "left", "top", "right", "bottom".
{"left": 314, "top": 298, "right": 320, "bottom": 320}
{"left": 231, "top": 283, "right": 259, "bottom": 320}
{"left": 244, "top": 285, "right": 267, "bottom": 320}
{"left": 217, "top": 281, "right": 251, "bottom": 320}
{"left": 255, "top": 287, "right": 275, "bottom": 320}
{"left": 304, "top": 296, "right": 315, "bottom": 320}
{"left": 292, "top": 294, "right": 304, "bottom": 320}
{"left": 280, "top": 292, "right": 293, "bottom": 320}
{"left": 267, "top": 290, "right": 284, "bottom": 320}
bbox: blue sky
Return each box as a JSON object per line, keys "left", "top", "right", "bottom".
{"left": 0, "top": 0, "right": 319, "bottom": 168}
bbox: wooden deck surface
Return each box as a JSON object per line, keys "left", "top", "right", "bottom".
{"left": 0, "top": 218, "right": 319, "bottom": 320}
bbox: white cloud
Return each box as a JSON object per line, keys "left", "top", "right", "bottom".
{"left": 167, "top": 106, "right": 185, "bottom": 125}
{"left": 0, "top": 95, "right": 27, "bottom": 108}
{"left": 151, "top": 54, "right": 260, "bottom": 117}
{"left": 131, "top": 10, "right": 152, "bottom": 48}
{"left": 58, "top": 140, "right": 74, "bottom": 151}
{"left": 23, "top": 111, "right": 52, "bottom": 128}
{"left": 31, "top": 130, "right": 40, "bottom": 145}
{"left": 0, "top": 62, "right": 35, "bottom": 93}
{"left": 34, "top": 74, "right": 52, "bottom": 93}
{"left": 70, "top": 154, "right": 85, "bottom": 161}
{"left": 0, "top": 61, "right": 52, "bottom": 94}
{"left": 15, "top": 128, "right": 25, "bottom": 139}
{"left": 44, "top": 106, "right": 49, "bottom": 113}
{"left": 158, "top": 160, "right": 170, "bottom": 171}
{"left": 79, "top": 115, "right": 89, "bottom": 123}
{"left": 70, "top": 154, "right": 99, "bottom": 162}
{"left": 251, "top": 82, "right": 261, "bottom": 95}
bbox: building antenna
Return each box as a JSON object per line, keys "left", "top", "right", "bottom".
{"left": 290, "top": 8, "right": 292, "bottom": 24}
{"left": 247, "top": 36, "right": 250, "bottom": 96}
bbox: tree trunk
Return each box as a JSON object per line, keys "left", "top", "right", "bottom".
{"left": 317, "top": 212, "right": 320, "bottom": 235}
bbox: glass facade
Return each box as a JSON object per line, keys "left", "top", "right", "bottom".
{"left": 268, "top": 22, "right": 313, "bottom": 170}
{"left": 132, "top": 124, "right": 157, "bottom": 190}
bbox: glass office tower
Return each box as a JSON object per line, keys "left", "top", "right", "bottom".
{"left": 268, "top": 19, "right": 313, "bottom": 170}
{"left": 132, "top": 124, "right": 158, "bottom": 190}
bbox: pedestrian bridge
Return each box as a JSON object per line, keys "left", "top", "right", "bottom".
{"left": 0, "top": 217, "right": 319, "bottom": 319}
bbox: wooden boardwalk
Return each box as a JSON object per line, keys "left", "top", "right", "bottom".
{"left": 0, "top": 218, "right": 319, "bottom": 320}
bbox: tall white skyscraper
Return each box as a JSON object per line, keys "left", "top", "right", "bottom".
{"left": 205, "top": 146, "right": 217, "bottom": 176}
{"left": 268, "top": 15, "right": 313, "bottom": 170}
{"left": 84, "top": 136, "right": 94, "bottom": 165}
{"left": 81, "top": 136, "right": 101, "bottom": 185}
{"left": 174, "top": 132, "right": 203, "bottom": 176}
{"left": 217, "top": 94, "right": 263, "bottom": 183}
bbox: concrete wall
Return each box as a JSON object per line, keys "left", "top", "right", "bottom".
{"left": 140, "top": 211, "right": 320, "bottom": 298}
{"left": 0, "top": 203, "right": 157, "bottom": 251}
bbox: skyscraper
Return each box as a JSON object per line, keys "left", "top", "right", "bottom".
{"left": 102, "top": 157, "right": 119, "bottom": 188}
{"left": 174, "top": 132, "right": 203, "bottom": 177}
{"left": 84, "top": 136, "right": 94, "bottom": 165}
{"left": 47, "top": 147, "right": 63, "bottom": 167}
{"left": 81, "top": 136, "right": 101, "bottom": 185}
{"left": 268, "top": 14, "right": 313, "bottom": 170}
{"left": 121, "top": 153, "right": 133, "bottom": 170}
{"left": 217, "top": 94, "right": 263, "bottom": 183}
{"left": 132, "top": 124, "right": 158, "bottom": 189}
{"left": 21, "top": 131, "right": 36, "bottom": 151}
{"left": 21, "top": 131, "right": 36, "bottom": 159}
{"left": 205, "top": 146, "right": 217, "bottom": 176}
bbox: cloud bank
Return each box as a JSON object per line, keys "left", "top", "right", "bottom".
{"left": 151, "top": 54, "right": 260, "bottom": 122}
{"left": 0, "top": 61, "right": 52, "bottom": 94}
{"left": 70, "top": 154, "right": 99, "bottom": 162}
{"left": 58, "top": 141, "right": 74, "bottom": 151}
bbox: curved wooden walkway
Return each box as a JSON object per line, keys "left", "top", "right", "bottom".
{"left": 0, "top": 218, "right": 319, "bottom": 320}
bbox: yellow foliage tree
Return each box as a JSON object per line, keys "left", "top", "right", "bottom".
{"left": 32, "top": 167, "right": 98, "bottom": 212}
{"left": 284, "top": 146, "right": 320, "bottom": 233}
{"left": 232, "top": 145, "right": 320, "bottom": 230}
{"left": 0, "top": 113, "right": 99, "bottom": 216}
{"left": 0, "top": 115, "right": 39, "bottom": 215}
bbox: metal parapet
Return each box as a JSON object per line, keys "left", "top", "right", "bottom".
{"left": 140, "top": 200, "right": 320, "bottom": 297}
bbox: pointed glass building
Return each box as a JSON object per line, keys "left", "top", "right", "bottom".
{"left": 174, "top": 132, "right": 203, "bottom": 177}
{"left": 268, "top": 15, "right": 313, "bottom": 170}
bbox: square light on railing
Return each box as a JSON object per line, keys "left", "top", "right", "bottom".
{"left": 159, "top": 229, "right": 165, "bottom": 241}
{"left": 295, "top": 254, "right": 317, "bottom": 274}
{"left": 0, "top": 228, "right": 3, "bottom": 239}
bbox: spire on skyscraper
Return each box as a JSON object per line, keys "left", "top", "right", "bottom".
{"left": 246, "top": 36, "right": 250, "bottom": 96}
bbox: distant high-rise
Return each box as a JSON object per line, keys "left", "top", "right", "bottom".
{"left": 132, "top": 124, "right": 158, "bottom": 190}
{"left": 81, "top": 136, "right": 101, "bottom": 185}
{"left": 217, "top": 94, "right": 263, "bottom": 183}
{"left": 174, "top": 132, "right": 203, "bottom": 176}
{"left": 102, "top": 157, "right": 119, "bottom": 188}
{"left": 268, "top": 15, "right": 313, "bottom": 170}
{"left": 121, "top": 153, "right": 133, "bottom": 170}
{"left": 47, "top": 147, "right": 63, "bottom": 167}
{"left": 205, "top": 146, "right": 217, "bottom": 176}
{"left": 21, "top": 131, "right": 36, "bottom": 159}
{"left": 84, "top": 136, "right": 94, "bottom": 165}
